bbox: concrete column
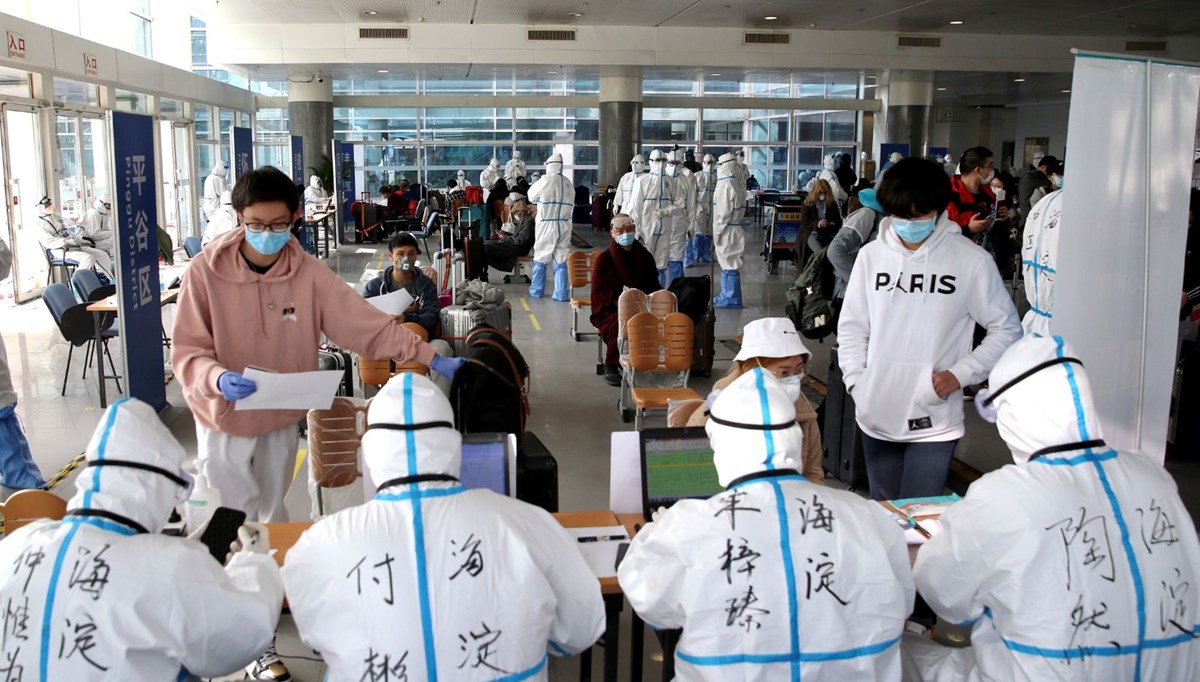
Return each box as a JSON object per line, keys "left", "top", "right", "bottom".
{"left": 599, "top": 66, "right": 643, "bottom": 189}
{"left": 287, "top": 78, "right": 334, "bottom": 182}
{"left": 884, "top": 70, "right": 934, "bottom": 159}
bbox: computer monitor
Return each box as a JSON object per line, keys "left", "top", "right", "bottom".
{"left": 640, "top": 427, "right": 722, "bottom": 519}
{"left": 459, "top": 433, "right": 516, "bottom": 497}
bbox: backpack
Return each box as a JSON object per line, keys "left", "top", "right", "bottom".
{"left": 667, "top": 275, "right": 712, "bottom": 323}
{"left": 785, "top": 244, "right": 838, "bottom": 340}
{"left": 449, "top": 325, "right": 531, "bottom": 448}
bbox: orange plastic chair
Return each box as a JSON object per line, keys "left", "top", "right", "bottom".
{"left": 622, "top": 312, "right": 703, "bottom": 428}
{"left": 306, "top": 397, "right": 368, "bottom": 515}
{"left": 648, "top": 290, "right": 678, "bottom": 319}
{"left": 395, "top": 322, "right": 431, "bottom": 376}
{"left": 1, "top": 490, "right": 67, "bottom": 536}
{"left": 567, "top": 251, "right": 597, "bottom": 342}
{"left": 360, "top": 322, "right": 430, "bottom": 388}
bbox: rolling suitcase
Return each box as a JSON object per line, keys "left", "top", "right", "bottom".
{"left": 692, "top": 306, "right": 716, "bottom": 377}
{"left": 668, "top": 275, "right": 715, "bottom": 376}
{"left": 822, "top": 346, "right": 867, "bottom": 491}
{"left": 318, "top": 345, "right": 354, "bottom": 398}
{"left": 439, "top": 303, "right": 513, "bottom": 356}
{"left": 518, "top": 431, "right": 559, "bottom": 513}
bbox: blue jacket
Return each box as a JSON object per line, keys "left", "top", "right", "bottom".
{"left": 362, "top": 266, "right": 440, "bottom": 337}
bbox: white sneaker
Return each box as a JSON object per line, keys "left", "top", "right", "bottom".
{"left": 245, "top": 641, "right": 291, "bottom": 681}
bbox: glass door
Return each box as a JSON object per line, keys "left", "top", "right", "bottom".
{"left": 54, "top": 111, "right": 110, "bottom": 226}
{"left": 157, "top": 120, "right": 180, "bottom": 245}
{"left": 172, "top": 123, "right": 196, "bottom": 240}
{"left": 4, "top": 107, "right": 48, "bottom": 302}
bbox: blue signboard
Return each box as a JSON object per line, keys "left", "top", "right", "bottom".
{"left": 291, "top": 135, "right": 304, "bottom": 185}
{"left": 336, "top": 141, "right": 355, "bottom": 241}
{"left": 930, "top": 147, "right": 949, "bottom": 162}
{"left": 111, "top": 111, "right": 166, "bottom": 411}
{"left": 232, "top": 126, "right": 253, "bottom": 180}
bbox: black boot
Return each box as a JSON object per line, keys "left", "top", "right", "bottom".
{"left": 604, "top": 365, "right": 621, "bottom": 387}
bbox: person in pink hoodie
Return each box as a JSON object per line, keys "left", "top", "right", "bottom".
{"left": 173, "top": 166, "right": 465, "bottom": 525}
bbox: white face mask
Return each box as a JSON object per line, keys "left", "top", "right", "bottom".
{"left": 777, "top": 374, "right": 803, "bottom": 403}
{"left": 818, "top": 194, "right": 827, "bottom": 202}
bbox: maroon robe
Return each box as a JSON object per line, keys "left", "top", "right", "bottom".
{"left": 590, "top": 239, "right": 662, "bottom": 366}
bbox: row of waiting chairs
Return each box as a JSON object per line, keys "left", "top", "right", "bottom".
{"left": 42, "top": 271, "right": 122, "bottom": 397}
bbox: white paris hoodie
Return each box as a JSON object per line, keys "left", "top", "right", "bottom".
{"left": 837, "top": 215, "right": 1021, "bottom": 442}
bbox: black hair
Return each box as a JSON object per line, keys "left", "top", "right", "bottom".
{"left": 231, "top": 166, "right": 300, "bottom": 213}
{"left": 380, "top": 185, "right": 393, "bottom": 194}
{"left": 388, "top": 232, "right": 420, "bottom": 254}
{"left": 958, "top": 147, "right": 994, "bottom": 175}
{"left": 1190, "top": 188, "right": 1200, "bottom": 220}
{"left": 877, "top": 158, "right": 953, "bottom": 219}
{"left": 447, "top": 179, "right": 458, "bottom": 188}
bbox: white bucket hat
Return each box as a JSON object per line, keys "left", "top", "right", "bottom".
{"left": 734, "top": 318, "right": 811, "bottom": 362}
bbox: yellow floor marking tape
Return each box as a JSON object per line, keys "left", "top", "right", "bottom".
{"left": 529, "top": 314, "right": 541, "bottom": 331}
{"left": 519, "top": 297, "right": 531, "bottom": 312}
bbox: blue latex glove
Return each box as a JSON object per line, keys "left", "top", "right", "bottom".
{"left": 217, "top": 371, "right": 257, "bottom": 401}
{"left": 430, "top": 355, "right": 467, "bottom": 381}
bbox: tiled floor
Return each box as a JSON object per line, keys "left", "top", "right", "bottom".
{"left": 3, "top": 219, "right": 1197, "bottom": 680}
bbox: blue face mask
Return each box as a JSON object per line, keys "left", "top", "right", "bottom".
{"left": 1052, "top": 175, "right": 1063, "bottom": 189}
{"left": 615, "top": 232, "right": 637, "bottom": 247}
{"left": 245, "top": 229, "right": 292, "bottom": 256}
{"left": 892, "top": 216, "right": 938, "bottom": 244}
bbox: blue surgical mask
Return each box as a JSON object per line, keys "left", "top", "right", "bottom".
{"left": 615, "top": 232, "right": 637, "bottom": 247}
{"left": 245, "top": 229, "right": 292, "bottom": 256}
{"left": 1052, "top": 175, "right": 1063, "bottom": 189}
{"left": 892, "top": 216, "right": 938, "bottom": 244}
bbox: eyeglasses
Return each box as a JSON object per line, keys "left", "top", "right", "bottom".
{"left": 243, "top": 221, "right": 293, "bottom": 233}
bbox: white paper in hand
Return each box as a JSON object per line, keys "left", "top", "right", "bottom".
{"left": 234, "top": 368, "right": 344, "bottom": 411}
{"left": 366, "top": 288, "right": 415, "bottom": 316}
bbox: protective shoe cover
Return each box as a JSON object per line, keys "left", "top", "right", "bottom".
{"left": 0, "top": 403, "right": 45, "bottom": 489}
{"left": 905, "top": 335, "right": 1200, "bottom": 682}
{"left": 712, "top": 153, "right": 745, "bottom": 272}
{"left": 551, "top": 260, "right": 570, "bottom": 302}
{"left": 282, "top": 374, "right": 605, "bottom": 681}
{"left": 668, "top": 260, "right": 684, "bottom": 282}
{"left": 528, "top": 153, "right": 573, "bottom": 268}
{"left": 657, "top": 268, "right": 667, "bottom": 289}
{"left": 529, "top": 260, "right": 547, "bottom": 298}
{"left": 619, "top": 369, "right": 914, "bottom": 682}
{"left": 713, "top": 269, "right": 743, "bottom": 308}
{"left": 1020, "top": 188, "right": 1063, "bottom": 336}
{"left": 683, "top": 238, "right": 699, "bottom": 268}
{"left": 0, "top": 398, "right": 283, "bottom": 680}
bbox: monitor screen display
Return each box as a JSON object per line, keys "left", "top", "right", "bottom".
{"left": 642, "top": 430, "right": 721, "bottom": 508}
{"left": 460, "top": 440, "right": 508, "bottom": 496}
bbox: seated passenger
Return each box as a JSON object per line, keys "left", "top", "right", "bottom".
{"left": 590, "top": 214, "right": 662, "bottom": 387}
{"left": 0, "top": 399, "right": 283, "bottom": 680}
{"left": 482, "top": 193, "right": 535, "bottom": 277}
{"left": 619, "top": 369, "right": 914, "bottom": 680}
{"left": 78, "top": 196, "right": 115, "bottom": 256}
{"left": 282, "top": 374, "right": 605, "bottom": 680}
{"left": 683, "top": 317, "right": 823, "bottom": 483}
{"left": 363, "top": 233, "right": 440, "bottom": 339}
{"left": 903, "top": 335, "right": 1200, "bottom": 681}
{"left": 37, "top": 195, "right": 113, "bottom": 277}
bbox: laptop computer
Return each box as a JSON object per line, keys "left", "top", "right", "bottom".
{"left": 459, "top": 433, "right": 518, "bottom": 497}
{"left": 640, "top": 427, "right": 723, "bottom": 521}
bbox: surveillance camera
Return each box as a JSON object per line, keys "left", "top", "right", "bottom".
{"left": 317, "top": 77, "right": 324, "bottom": 83}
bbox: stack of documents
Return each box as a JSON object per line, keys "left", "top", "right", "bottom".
{"left": 567, "top": 526, "right": 631, "bottom": 579}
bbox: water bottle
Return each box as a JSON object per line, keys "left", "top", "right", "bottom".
{"left": 183, "top": 471, "right": 221, "bottom": 534}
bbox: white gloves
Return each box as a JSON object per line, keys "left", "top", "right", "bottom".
{"left": 656, "top": 208, "right": 672, "bottom": 218}
{"left": 230, "top": 522, "right": 271, "bottom": 556}
{"left": 650, "top": 507, "right": 668, "bottom": 522}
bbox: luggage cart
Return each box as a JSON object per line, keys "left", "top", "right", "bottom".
{"left": 764, "top": 198, "right": 804, "bottom": 274}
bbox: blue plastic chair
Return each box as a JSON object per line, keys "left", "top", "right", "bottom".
{"left": 41, "top": 244, "right": 79, "bottom": 285}
{"left": 183, "top": 236, "right": 202, "bottom": 258}
{"left": 43, "top": 283, "right": 121, "bottom": 396}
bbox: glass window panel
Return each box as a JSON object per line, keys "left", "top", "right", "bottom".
{"left": 334, "top": 108, "right": 420, "bottom": 142}
{"left": 515, "top": 145, "right": 556, "bottom": 168}
{"left": 255, "top": 145, "right": 289, "bottom": 174}
{"left": 196, "top": 143, "right": 219, "bottom": 182}
{"left": 825, "top": 111, "right": 857, "bottom": 142}
{"left": 255, "top": 108, "right": 289, "bottom": 143}
{"left": 703, "top": 109, "right": 748, "bottom": 142}
{"left": 793, "top": 75, "right": 827, "bottom": 98}
{"left": 53, "top": 78, "right": 100, "bottom": 107}
{"left": 794, "top": 112, "right": 824, "bottom": 142}
{"left": 130, "top": 15, "right": 152, "bottom": 57}
{"left": 573, "top": 80, "right": 600, "bottom": 94}
{"left": 114, "top": 90, "right": 148, "bottom": 113}
{"left": 748, "top": 111, "right": 789, "bottom": 142}
{"left": 793, "top": 146, "right": 823, "bottom": 169}
{"left": 514, "top": 79, "right": 567, "bottom": 95}
{"left": 424, "top": 79, "right": 498, "bottom": 95}
{"left": 703, "top": 80, "right": 742, "bottom": 95}
{"left": 191, "top": 28, "right": 207, "bottom": 66}
{"left": 0, "top": 65, "right": 31, "bottom": 98}
{"left": 827, "top": 74, "right": 859, "bottom": 99}
{"left": 642, "top": 108, "right": 696, "bottom": 142}
{"left": 644, "top": 79, "right": 696, "bottom": 95}
{"left": 195, "top": 105, "right": 213, "bottom": 139}
{"left": 334, "top": 79, "right": 418, "bottom": 95}
{"left": 362, "top": 144, "right": 419, "bottom": 169}
{"left": 571, "top": 109, "right": 599, "bottom": 141}
{"left": 747, "top": 78, "right": 790, "bottom": 98}
{"left": 160, "top": 97, "right": 184, "bottom": 118}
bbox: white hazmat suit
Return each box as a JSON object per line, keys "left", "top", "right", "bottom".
{"left": 304, "top": 174, "right": 329, "bottom": 216}
{"left": 78, "top": 197, "right": 114, "bottom": 256}
{"left": 526, "top": 153, "right": 574, "bottom": 301}
{"left": 628, "top": 149, "right": 684, "bottom": 285}
{"left": 282, "top": 374, "right": 605, "bottom": 681}
{"left": 0, "top": 398, "right": 283, "bottom": 680}
{"left": 806, "top": 155, "right": 849, "bottom": 204}
{"left": 685, "top": 153, "right": 716, "bottom": 267}
{"left": 613, "top": 154, "right": 645, "bottom": 215}
{"left": 203, "top": 161, "right": 229, "bottom": 220}
{"left": 666, "top": 150, "right": 696, "bottom": 281}
{"left": 903, "top": 335, "right": 1200, "bottom": 681}
{"left": 202, "top": 190, "right": 237, "bottom": 246}
{"left": 37, "top": 202, "right": 112, "bottom": 276}
{"left": 480, "top": 158, "right": 502, "bottom": 191}
{"left": 1020, "top": 189, "right": 1063, "bottom": 337}
{"left": 504, "top": 152, "right": 527, "bottom": 185}
{"left": 712, "top": 153, "right": 745, "bottom": 308}
{"left": 619, "top": 369, "right": 915, "bottom": 681}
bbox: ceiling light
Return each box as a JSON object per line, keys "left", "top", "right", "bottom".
{"left": 362, "top": 10, "right": 378, "bottom": 15}
{"left": 710, "top": 73, "right": 722, "bottom": 76}
{"left": 936, "top": 87, "right": 947, "bottom": 91}
{"left": 949, "top": 20, "right": 964, "bottom": 25}
{"left": 568, "top": 12, "right": 583, "bottom": 17}
{"left": 378, "top": 69, "right": 389, "bottom": 74}
{"left": 1061, "top": 89, "right": 1071, "bottom": 93}
{"left": 1013, "top": 78, "right": 1026, "bottom": 82}
{"left": 547, "top": 71, "right": 558, "bottom": 74}
{"left": 764, "top": 16, "right": 778, "bottom": 20}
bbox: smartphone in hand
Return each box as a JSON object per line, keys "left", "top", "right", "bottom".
{"left": 197, "top": 506, "right": 247, "bottom": 564}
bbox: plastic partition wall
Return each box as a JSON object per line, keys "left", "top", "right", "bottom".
{"left": 1053, "top": 51, "right": 1200, "bottom": 463}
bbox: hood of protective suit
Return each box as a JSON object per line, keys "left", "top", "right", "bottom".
{"left": 544, "top": 153, "right": 563, "bottom": 176}
{"left": 823, "top": 155, "right": 836, "bottom": 171}
{"left": 889, "top": 152, "right": 903, "bottom": 163}
{"left": 665, "top": 151, "right": 680, "bottom": 176}
{"left": 211, "top": 162, "right": 228, "bottom": 178}
{"left": 309, "top": 175, "right": 321, "bottom": 189}
{"left": 219, "top": 189, "right": 232, "bottom": 207}
{"left": 986, "top": 335, "right": 1104, "bottom": 464}
{"left": 457, "top": 170, "right": 467, "bottom": 180}
{"left": 94, "top": 197, "right": 111, "bottom": 214}
{"left": 513, "top": 151, "right": 522, "bottom": 160}
{"left": 647, "top": 149, "right": 666, "bottom": 174}
{"left": 717, "top": 152, "right": 737, "bottom": 173}
{"left": 363, "top": 373, "right": 462, "bottom": 482}
{"left": 69, "top": 398, "right": 192, "bottom": 534}
{"left": 630, "top": 154, "right": 645, "bottom": 174}
{"left": 705, "top": 368, "right": 804, "bottom": 486}
{"left": 702, "top": 154, "right": 714, "bottom": 170}
{"left": 490, "top": 158, "right": 499, "bottom": 168}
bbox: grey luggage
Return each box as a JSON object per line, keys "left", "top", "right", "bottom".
{"left": 318, "top": 345, "right": 354, "bottom": 397}
{"left": 439, "top": 303, "right": 513, "bottom": 355}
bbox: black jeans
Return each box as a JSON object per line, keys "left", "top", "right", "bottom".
{"left": 861, "top": 434, "right": 957, "bottom": 500}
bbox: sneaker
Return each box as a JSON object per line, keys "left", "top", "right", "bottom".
{"left": 245, "top": 641, "right": 291, "bottom": 681}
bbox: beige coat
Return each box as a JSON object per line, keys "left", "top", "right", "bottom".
{"left": 685, "top": 369, "right": 825, "bottom": 484}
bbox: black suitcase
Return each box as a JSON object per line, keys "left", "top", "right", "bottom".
{"left": 591, "top": 191, "right": 612, "bottom": 231}
{"left": 518, "top": 431, "right": 559, "bottom": 513}
{"left": 318, "top": 346, "right": 354, "bottom": 398}
{"left": 667, "top": 276, "right": 715, "bottom": 376}
{"left": 823, "top": 346, "right": 866, "bottom": 491}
